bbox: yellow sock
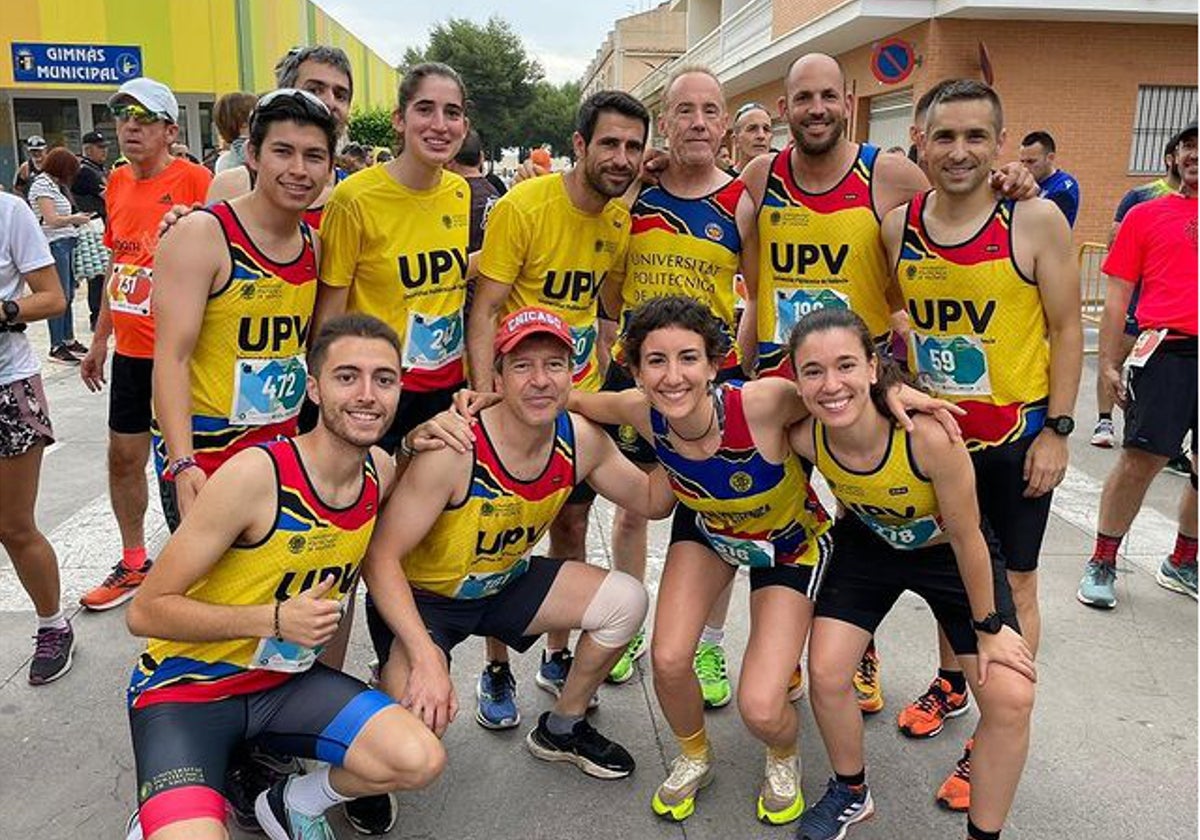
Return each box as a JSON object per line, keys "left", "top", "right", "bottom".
{"left": 677, "top": 728, "right": 710, "bottom": 760}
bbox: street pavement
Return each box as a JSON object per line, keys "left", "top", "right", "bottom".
{"left": 1, "top": 312, "right": 1195, "bottom": 839}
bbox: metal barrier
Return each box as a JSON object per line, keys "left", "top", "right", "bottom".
{"left": 1079, "top": 242, "right": 1108, "bottom": 326}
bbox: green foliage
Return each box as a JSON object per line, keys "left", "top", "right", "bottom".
{"left": 347, "top": 106, "right": 394, "bottom": 150}
{"left": 518, "top": 80, "right": 582, "bottom": 158}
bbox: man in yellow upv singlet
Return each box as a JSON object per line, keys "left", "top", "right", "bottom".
{"left": 466, "top": 90, "right": 649, "bottom": 707}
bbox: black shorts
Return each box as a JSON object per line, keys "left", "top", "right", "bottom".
{"left": 815, "top": 515, "right": 1019, "bottom": 655}
{"left": 382, "top": 382, "right": 465, "bottom": 455}
{"left": 1124, "top": 337, "right": 1198, "bottom": 458}
{"left": 668, "top": 506, "right": 830, "bottom": 598}
{"left": 129, "top": 664, "right": 392, "bottom": 836}
{"left": 366, "top": 556, "right": 565, "bottom": 666}
{"left": 109, "top": 352, "right": 154, "bottom": 434}
{"left": 971, "top": 434, "right": 1052, "bottom": 573}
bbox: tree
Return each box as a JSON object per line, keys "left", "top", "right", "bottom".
{"left": 403, "top": 16, "right": 543, "bottom": 159}
{"left": 517, "top": 80, "right": 581, "bottom": 159}
{"left": 347, "top": 106, "right": 394, "bottom": 149}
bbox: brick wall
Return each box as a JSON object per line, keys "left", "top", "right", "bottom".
{"left": 772, "top": 0, "right": 852, "bottom": 38}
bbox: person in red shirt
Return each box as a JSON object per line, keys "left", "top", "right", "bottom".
{"left": 78, "top": 77, "right": 212, "bottom": 611}
{"left": 1078, "top": 122, "right": 1198, "bottom": 608}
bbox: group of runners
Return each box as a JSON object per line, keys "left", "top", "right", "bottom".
{"left": 0, "top": 30, "right": 1195, "bottom": 840}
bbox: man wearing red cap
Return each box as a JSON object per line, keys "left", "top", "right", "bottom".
{"left": 362, "top": 306, "right": 676, "bottom": 780}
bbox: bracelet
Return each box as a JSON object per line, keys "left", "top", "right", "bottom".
{"left": 273, "top": 599, "right": 284, "bottom": 642}
{"left": 397, "top": 435, "right": 416, "bottom": 459}
{"left": 166, "top": 456, "right": 200, "bottom": 480}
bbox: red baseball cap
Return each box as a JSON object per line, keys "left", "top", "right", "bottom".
{"left": 495, "top": 307, "right": 574, "bottom": 356}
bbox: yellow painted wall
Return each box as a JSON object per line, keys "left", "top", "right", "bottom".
{"left": 0, "top": 0, "right": 396, "bottom": 105}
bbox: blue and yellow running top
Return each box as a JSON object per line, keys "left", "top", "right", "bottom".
{"left": 128, "top": 439, "right": 379, "bottom": 708}
{"left": 812, "top": 420, "right": 944, "bottom": 550}
{"left": 402, "top": 410, "right": 577, "bottom": 599}
{"left": 650, "top": 382, "right": 829, "bottom": 567}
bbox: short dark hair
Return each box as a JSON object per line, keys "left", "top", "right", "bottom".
{"left": 914, "top": 79, "right": 957, "bottom": 122}
{"left": 214, "top": 92, "right": 257, "bottom": 145}
{"left": 41, "top": 147, "right": 80, "bottom": 184}
{"left": 308, "top": 314, "right": 402, "bottom": 378}
{"left": 455, "top": 129, "right": 484, "bottom": 168}
{"left": 576, "top": 90, "right": 650, "bottom": 145}
{"left": 248, "top": 90, "right": 339, "bottom": 160}
{"left": 623, "top": 295, "right": 728, "bottom": 370}
{"left": 1020, "top": 130, "right": 1055, "bottom": 153}
{"left": 786, "top": 308, "right": 917, "bottom": 425}
{"left": 276, "top": 45, "right": 354, "bottom": 97}
{"left": 926, "top": 79, "right": 1004, "bottom": 135}
{"left": 340, "top": 143, "right": 368, "bottom": 160}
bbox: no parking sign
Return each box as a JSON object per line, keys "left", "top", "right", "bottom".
{"left": 871, "top": 38, "right": 915, "bottom": 85}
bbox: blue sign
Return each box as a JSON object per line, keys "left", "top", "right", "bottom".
{"left": 12, "top": 42, "right": 142, "bottom": 85}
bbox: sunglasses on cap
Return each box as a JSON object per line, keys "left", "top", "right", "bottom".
{"left": 111, "top": 102, "right": 167, "bottom": 125}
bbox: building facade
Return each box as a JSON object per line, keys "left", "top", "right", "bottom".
{"left": 627, "top": 0, "right": 1197, "bottom": 246}
{"left": 581, "top": 2, "right": 687, "bottom": 100}
{"left": 1, "top": 0, "right": 397, "bottom": 185}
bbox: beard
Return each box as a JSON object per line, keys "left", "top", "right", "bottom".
{"left": 791, "top": 114, "right": 846, "bottom": 156}
{"left": 319, "top": 400, "right": 388, "bottom": 450}
{"left": 584, "top": 160, "right": 635, "bottom": 198}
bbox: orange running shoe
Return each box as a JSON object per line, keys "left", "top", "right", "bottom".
{"left": 786, "top": 662, "right": 805, "bottom": 702}
{"left": 853, "top": 647, "right": 883, "bottom": 714}
{"left": 79, "top": 561, "right": 153, "bottom": 611}
{"left": 896, "top": 676, "right": 970, "bottom": 738}
{"left": 935, "top": 738, "right": 972, "bottom": 812}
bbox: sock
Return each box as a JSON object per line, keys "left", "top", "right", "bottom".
{"left": 864, "top": 638, "right": 876, "bottom": 657}
{"left": 835, "top": 768, "right": 866, "bottom": 787}
{"left": 1098, "top": 412, "right": 1112, "bottom": 421}
{"left": 967, "top": 818, "right": 1001, "bottom": 840}
{"left": 677, "top": 727, "right": 709, "bottom": 760}
{"left": 767, "top": 744, "right": 796, "bottom": 761}
{"left": 939, "top": 668, "right": 967, "bottom": 695}
{"left": 283, "top": 766, "right": 349, "bottom": 818}
{"left": 121, "top": 546, "right": 148, "bottom": 571}
{"left": 1169, "top": 533, "right": 1198, "bottom": 567}
{"left": 700, "top": 625, "right": 725, "bottom": 646}
{"left": 1091, "top": 532, "right": 1123, "bottom": 566}
{"left": 37, "top": 610, "right": 68, "bottom": 631}
{"left": 546, "top": 710, "right": 584, "bottom": 736}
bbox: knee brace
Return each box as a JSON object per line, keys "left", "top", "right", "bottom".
{"left": 580, "top": 571, "right": 648, "bottom": 649}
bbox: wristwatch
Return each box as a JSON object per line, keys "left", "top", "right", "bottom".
{"left": 1045, "top": 415, "right": 1075, "bottom": 436}
{"left": 1, "top": 300, "right": 19, "bottom": 325}
{"left": 972, "top": 611, "right": 1004, "bottom": 634}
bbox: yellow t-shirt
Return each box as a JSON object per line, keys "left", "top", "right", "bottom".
{"left": 320, "top": 165, "right": 471, "bottom": 391}
{"left": 478, "top": 173, "right": 630, "bottom": 391}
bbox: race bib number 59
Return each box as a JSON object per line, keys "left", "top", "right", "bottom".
{"left": 911, "top": 333, "right": 991, "bottom": 397}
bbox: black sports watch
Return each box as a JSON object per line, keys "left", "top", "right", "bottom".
{"left": 972, "top": 611, "right": 1004, "bottom": 634}
{"left": 1045, "top": 415, "right": 1075, "bottom": 436}
{"left": 1, "top": 300, "right": 19, "bottom": 325}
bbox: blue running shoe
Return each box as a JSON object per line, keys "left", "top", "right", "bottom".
{"left": 255, "top": 776, "right": 335, "bottom": 840}
{"left": 1077, "top": 560, "right": 1117, "bottom": 609}
{"left": 796, "top": 778, "right": 875, "bottom": 840}
{"left": 476, "top": 661, "right": 520, "bottom": 730}
{"left": 535, "top": 649, "right": 599, "bottom": 709}
{"left": 1156, "top": 559, "right": 1198, "bottom": 600}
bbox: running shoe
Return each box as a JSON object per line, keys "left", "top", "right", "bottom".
{"left": 525, "top": 711, "right": 635, "bottom": 779}
{"left": 757, "top": 751, "right": 804, "bottom": 825}
{"left": 226, "top": 744, "right": 305, "bottom": 832}
{"left": 343, "top": 793, "right": 398, "bottom": 835}
{"left": 28, "top": 621, "right": 74, "bottom": 685}
{"left": 65, "top": 340, "right": 89, "bottom": 355}
{"left": 935, "top": 738, "right": 973, "bottom": 812}
{"left": 1164, "top": 453, "right": 1193, "bottom": 476}
{"left": 796, "top": 777, "right": 875, "bottom": 840}
{"left": 853, "top": 647, "right": 883, "bottom": 714}
{"left": 1089, "top": 418, "right": 1116, "bottom": 448}
{"left": 651, "top": 751, "right": 714, "bottom": 821}
{"left": 255, "top": 776, "right": 335, "bottom": 839}
{"left": 79, "top": 560, "right": 153, "bottom": 611}
{"left": 124, "top": 810, "right": 143, "bottom": 840}
{"left": 607, "top": 627, "right": 646, "bottom": 684}
{"left": 1156, "top": 559, "right": 1198, "bottom": 600}
{"left": 694, "top": 640, "right": 732, "bottom": 709}
{"left": 475, "top": 661, "right": 520, "bottom": 730}
{"left": 1076, "top": 560, "right": 1118, "bottom": 609}
{"left": 896, "top": 676, "right": 970, "bottom": 738}
{"left": 47, "top": 345, "right": 80, "bottom": 365}
{"left": 535, "top": 649, "right": 599, "bottom": 709}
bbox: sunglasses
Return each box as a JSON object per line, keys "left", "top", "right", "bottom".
{"left": 255, "top": 87, "right": 331, "bottom": 115}
{"left": 111, "top": 102, "right": 166, "bottom": 125}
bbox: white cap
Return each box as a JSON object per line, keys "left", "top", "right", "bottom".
{"left": 108, "top": 77, "right": 179, "bottom": 123}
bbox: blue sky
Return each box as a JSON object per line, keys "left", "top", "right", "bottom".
{"left": 312, "top": 0, "right": 661, "bottom": 83}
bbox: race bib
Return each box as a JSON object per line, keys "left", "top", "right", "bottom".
{"left": 1125, "top": 328, "right": 1167, "bottom": 370}
{"left": 570, "top": 325, "right": 597, "bottom": 377}
{"left": 109, "top": 263, "right": 153, "bottom": 316}
{"left": 774, "top": 287, "right": 849, "bottom": 343}
{"left": 250, "top": 636, "right": 322, "bottom": 673}
{"left": 404, "top": 311, "right": 464, "bottom": 371}
{"left": 863, "top": 514, "right": 943, "bottom": 551}
{"left": 911, "top": 333, "right": 991, "bottom": 396}
{"left": 700, "top": 519, "right": 776, "bottom": 568}
{"left": 454, "top": 556, "right": 530, "bottom": 600}
{"left": 232, "top": 355, "right": 306, "bottom": 425}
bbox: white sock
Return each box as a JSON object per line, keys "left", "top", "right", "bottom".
{"left": 37, "top": 610, "right": 68, "bottom": 631}
{"left": 700, "top": 625, "right": 725, "bottom": 646}
{"left": 283, "top": 765, "right": 349, "bottom": 817}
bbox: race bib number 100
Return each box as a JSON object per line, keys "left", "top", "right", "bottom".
{"left": 232, "top": 355, "right": 307, "bottom": 425}
{"left": 109, "top": 263, "right": 153, "bottom": 316}
{"left": 774, "top": 287, "right": 849, "bottom": 343}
